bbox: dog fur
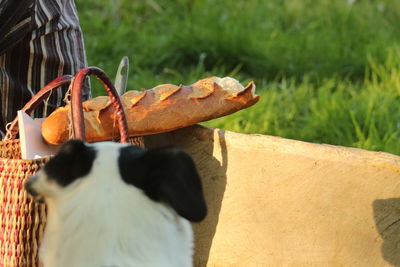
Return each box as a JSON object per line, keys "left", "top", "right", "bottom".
{"left": 25, "top": 140, "right": 207, "bottom": 267}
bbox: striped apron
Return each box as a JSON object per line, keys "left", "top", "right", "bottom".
{"left": 0, "top": 0, "right": 89, "bottom": 137}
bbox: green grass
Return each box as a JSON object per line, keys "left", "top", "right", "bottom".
{"left": 76, "top": 0, "right": 400, "bottom": 155}
{"left": 203, "top": 55, "right": 400, "bottom": 155}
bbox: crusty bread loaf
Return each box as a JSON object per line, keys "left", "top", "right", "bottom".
{"left": 41, "top": 76, "right": 259, "bottom": 144}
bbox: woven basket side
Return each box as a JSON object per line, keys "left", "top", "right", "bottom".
{"left": 129, "top": 136, "right": 145, "bottom": 147}
{"left": 0, "top": 143, "right": 49, "bottom": 267}
{"left": 0, "top": 140, "right": 22, "bottom": 160}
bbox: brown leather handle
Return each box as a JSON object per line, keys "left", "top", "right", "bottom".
{"left": 4, "top": 75, "right": 73, "bottom": 140}
{"left": 71, "top": 67, "right": 129, "bottom": 143}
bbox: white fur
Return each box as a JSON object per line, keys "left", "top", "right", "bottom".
{"left": 36, "top": 142, "right": 194, "bottom": 267}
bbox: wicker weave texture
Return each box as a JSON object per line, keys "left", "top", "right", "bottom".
{"left": 0, "top": 140, "right": 49, "bottom": 267}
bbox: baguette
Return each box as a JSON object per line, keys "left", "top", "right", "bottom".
{"left": 41, "top": 77, "right": 259, "bottom": 144}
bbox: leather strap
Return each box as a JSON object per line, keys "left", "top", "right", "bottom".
{"left": 4, "top": 75, "right": 73, "bottom": 140}
{"left": 70, "top": 67, "right": 129, "bottom": 143}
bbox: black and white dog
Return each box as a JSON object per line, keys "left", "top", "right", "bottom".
{"left": 25, "top": 140, "right": 207, "bottom": 267}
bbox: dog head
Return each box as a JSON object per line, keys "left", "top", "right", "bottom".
{"left": 25, "top": 140, "right": 207, "bottom": 222}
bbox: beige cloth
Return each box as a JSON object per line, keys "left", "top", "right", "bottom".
{"left": 145, "top": 125, "right": 400, "bottom": 267}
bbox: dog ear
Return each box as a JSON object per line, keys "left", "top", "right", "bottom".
{"left": 45, "top": 139, "right": 96, "bottom": 186}
{"left": 59, "top": 139, "right": 88, "bottom": 155}
{"left": 119, "top": 147, "right": 207, "bottom": 222}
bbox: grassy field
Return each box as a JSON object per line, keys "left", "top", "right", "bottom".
{"left": 76, "top": 0, "right": 400, "bottom": 155}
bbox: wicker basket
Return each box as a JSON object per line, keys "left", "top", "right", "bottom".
{"left": 0, "top": 139, "right": 49, "bottom": 266}
{"left": 0, "top": 67, "right": 142, "bottom": 266}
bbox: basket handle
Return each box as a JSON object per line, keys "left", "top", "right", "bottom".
{"left": 4, "top": 67, "right": 129, "bottom": 144}
{"left": 4, "top": 75, "right": 73, "bottom": 140}
{"left": 70, "top": 67, "right": 129, "bottom": 143}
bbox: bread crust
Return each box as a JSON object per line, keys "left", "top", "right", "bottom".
{"left": 41, "top": 77, "right": 259, "bottom": 144}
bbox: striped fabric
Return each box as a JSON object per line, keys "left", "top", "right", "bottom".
{"left": 0, "top": 0, "right": 90, "bottom": 138}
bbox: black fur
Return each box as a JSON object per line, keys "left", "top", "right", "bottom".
{"left": 24, "top": 176, "right": 39, "bottom": 196}
{"left": 119, "top": 146, "right": 207, "bottom": 222}
{"left": 44, "top": 140, "right": 96, "bottom": 186}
